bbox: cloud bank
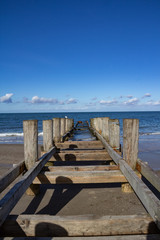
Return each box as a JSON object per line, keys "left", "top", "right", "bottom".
{"left": 0, "top": 93, "right": 13, "bottom": 103}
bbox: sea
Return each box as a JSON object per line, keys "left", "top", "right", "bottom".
{"left": 0, "top": 111, "right": 160, "bottom": 170}
{"left": 0, "top": 111, "right": 160, "bottom": 144}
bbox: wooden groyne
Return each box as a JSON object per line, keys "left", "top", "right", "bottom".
{"left": 0, "top": 117, "right": 160, "bottom": 239}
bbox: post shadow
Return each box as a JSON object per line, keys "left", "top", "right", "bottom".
{"left": 37, "top": 177, "right": 83, "bottom": 215}
{"left": 35, "top": 222, "right": 68, "bottom": 237}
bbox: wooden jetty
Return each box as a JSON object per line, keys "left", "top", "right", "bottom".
{"left": 0, "top": 117, "right": 160, "bottom": 239}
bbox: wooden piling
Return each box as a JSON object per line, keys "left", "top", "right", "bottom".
{"left": 98, "top": 118, "right": 103, "bottom": 134}
{"left": 60, "top": 118, "right": 66, "bottom": 140}
{"left": 65, "top": 118, "right": 69, "bottom": 133}
{"left": 122, "top": 119, "right": 139, "bottom": 193}
{"left": 123, "top": 119, "right": 139, "bottom": 170}
{"left": 23, "top": 120, "right": 38, "bottom": 170}
{"left": 43, "top": 120, "right": 53, "bottom": 152}
{"left": 109, "top": 119, "right": 120, "bottom": 149}
{"left": 101, "top": 117, "right": 109, "bottom": 142}
{"left": 23, "top": 120, "right": 39, "bottom": 195}
{"left": 93, "top": 118, "right": 99, "bottom": 132}
{"left": 53, "top": 118, "right": 61, "bottom": 143}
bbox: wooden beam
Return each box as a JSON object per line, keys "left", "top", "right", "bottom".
{"left": 1, "top": 235, "right": 160, "bottom": 240}
{"left": 58, "top": 149, "right": 106, "bottom": 153}
{"left": 56, "top": 141, "right": 104, "bottom": 149}
{"left": 119, "top": 160, "right": 160, "bottom": 229}
{"left": 1, "top": 214, "right": 157, "bottom": 237}
{"left": 91, "top": 127, "right": 160, "bottom": 230}
{"left": 0, "top": 147, "right": 56, "bottom": 227}
{"left": 0, "top": 160, "right": 25, "bottom": 194}
{"left": 137, "top": 159, "right": 160, "bottom": 192}
{"left": 44, "top": 165, "right": 119, "bottom": 172}
{"left": 33, "top": 170, "right": 128, "bottom": 184}
{"left": 44, "top": 152, "right": 112, "bottom": 161}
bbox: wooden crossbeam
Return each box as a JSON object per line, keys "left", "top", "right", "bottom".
{"left": 58, "top": 149, "right": 106, "bottom": 153}
{"left": 1, "top": 235, "right": 160, "bottom": 240}
{"left": 44, "top": 165, "right": 119, "bottom": 172}
{"left": 56, "top": 141, "right": 104, "bottom": 149}
{"left": 41, "top": 152, "right": 112, "bottom": 161}
{"left": 33, "top": 170, "right": 128, "bottom": 184}
{"left": 1, "top": 214, "right": 158, "bottom": 237}
{"left": 0, "top": 147, "right": 56, "bottom": 227}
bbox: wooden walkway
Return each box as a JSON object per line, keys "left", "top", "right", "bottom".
{"left": 0, "top": 118, "right": 160, "bottom": 239}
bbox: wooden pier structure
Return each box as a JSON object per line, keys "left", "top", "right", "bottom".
{"left": 0, "top": 117, "right": 160, "bottom": 239}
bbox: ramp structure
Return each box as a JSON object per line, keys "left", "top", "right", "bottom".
{"left": 0, "top": 117, "right": 160, "bottom": 239}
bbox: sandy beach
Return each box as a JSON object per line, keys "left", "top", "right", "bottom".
{"left": 0, "top": 141, "right": 159, "bottom": 219}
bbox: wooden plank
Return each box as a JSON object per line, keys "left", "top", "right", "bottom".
{"left": 45, "top": 165, "right": 119, "bottom": 172}
{"left": 91, "top": 127, "right": 160, "bottom": 230}
{"left": 119, "top": 160, "right": 160, "bottom": 229}
{"left": 1, "top": 214, "right": 157, "bottom": 237}
{"left": 58, "top": 149, "right": 106, "bottom": 153}
{"left": 137, "top": 159, "right": 160, "bottom": 192}
{"left": 0, "top": 147, "right": 56, "bottom": 227}
{"left": 48, "top": 152, "right": 112, "bottom": 161}
{"left": 0, "top": 161, "right": 25, "bottom": 194}
{"left": 33, "top": 170, "right": 128, "bottom": 184}
{"left": 1, "top": 235, "right": 160, "bottom": 240}
{"left": 56, "top": 141, "right": 104, "bottom": 149}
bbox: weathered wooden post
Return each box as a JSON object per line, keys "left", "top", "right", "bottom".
{"left": 43, "top": 120, "right": 53, "bottom": 152}
{"left": 101, "top": 117, "right": 109, "bottom": 142}
{"left": 123, "top": 119, "right": 139, "bottom": 169}
{"left": 23, "top": 120, "right": 39, "bottom": 195}
{"left": 109, "top": 119, "right": 120, "bottom": 149}
{"left": 60, "top": 118, "right": 66, "bottom": 141}
{"left": 65, "top": 118, "right": 69, "bottom": 133}
{"left": 94, "top": 118, "right": 99, "bottom": 132}
{"left": 122, "top": 119, "right": 139, "bottom": 192}
{"left": 53, "top": 118, "right": 61, "bottom": 143}
{"left": 98, "top": 118, "right": 103, "bottom": 135}
{"left": 90, "top": 118, "right": 94, "bottom": 128}
{"left": 72, "top": 118, "right": 74, "bottom": 129}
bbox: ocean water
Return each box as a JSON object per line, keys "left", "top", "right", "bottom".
{"left": 0, "top": 111, "right": 160, "bottom": 144}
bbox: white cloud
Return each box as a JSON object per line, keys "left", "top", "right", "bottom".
{"left": 123, "top": 98, "right": 139, "bottom": 105}
{"left": 66, "top": 98, "right": 77, "bottom": 104}
{"left": 0, "top": 93, "right": 13, "bottom": 103}
{"left": 142, "top": 93, "right": 151, "bottom": 98}
{"left": 99, "top": 99, "right": 117, "bottom": 105}
{"left": 31, "top": 96, "right": 58, "bottom": 104}
{"left": 146, "top": 100, "right": 160, "bottom": 106}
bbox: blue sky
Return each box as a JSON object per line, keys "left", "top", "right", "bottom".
{"left": 0, "top": 0, "right": 160, "bottom": 112}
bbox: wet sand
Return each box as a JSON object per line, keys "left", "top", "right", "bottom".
{"left": 0, "top": 142, "right": 159, "bottom": 218}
